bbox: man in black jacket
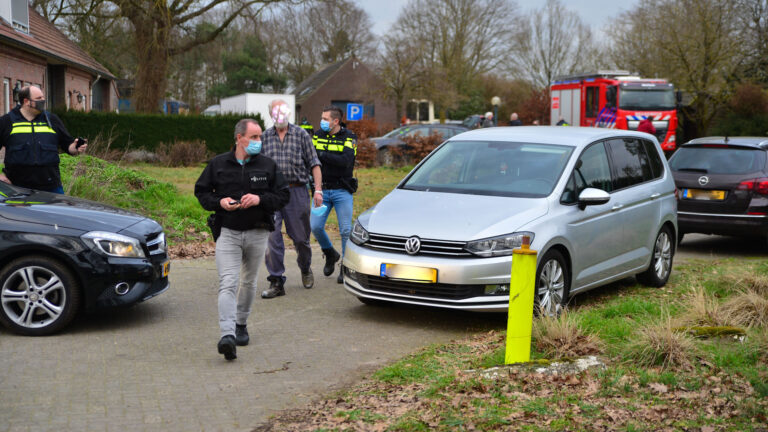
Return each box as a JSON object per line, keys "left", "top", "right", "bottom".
{"left": 194, "top": 118, "right": 289, "bottom": 361}
{"left": 310, "top": 106, "right": 357, "bottom": 284}
{"left": 0, "top": 85, "right": 87, "bottom": 193}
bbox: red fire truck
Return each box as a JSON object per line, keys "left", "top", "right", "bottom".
{"left": 550, "top": 70, "right": 679, "bottom": 152}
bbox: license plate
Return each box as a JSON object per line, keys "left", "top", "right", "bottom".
{"left": 380, "top": 263, "right": 437, "bottom": 283}
{"left": 683, "top": 188, "right": 725, "bottom": 201}
{"left": 162, "top": 261, "right": 171, "bottom": 277}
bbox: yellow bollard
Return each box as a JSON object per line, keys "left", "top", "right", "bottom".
{"left": 505, "top": 236, "right": 538, "bottom": 364}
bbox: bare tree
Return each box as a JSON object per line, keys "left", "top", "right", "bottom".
{"left": 508, "top": 0, "right": 599, "bottom": 89}
{"left": 258, "top": 0, "right": 377, "bottom": 87}
{"left": 609, "top": 0, "right": 745, "bottom": 135}
{"left": 735, "top": 0, "right": 768, "bottom": 83}
{"left": 392, "top": 0, "right": 522, "bottom": 113}
{"left": 376, "top": 33, "right": 423, "bottom": 121}
{"left": 35, "top": 0, "right": 296, "bottom": 113}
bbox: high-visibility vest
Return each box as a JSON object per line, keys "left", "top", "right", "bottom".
{"left": 4, "top": 108, "right": 61, "bottom": 166}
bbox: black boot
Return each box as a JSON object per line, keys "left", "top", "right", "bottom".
{"left": 235, "top": 324, "right": 249, "bottom": 346}
{"left": 217, "top": 335, "right": 237, "bottom": 360}
{"left": 261, "top": 277, "right": 285, "bottom": 299}
{"left": 322, "top": 247, "right": 340, "bottom": 277}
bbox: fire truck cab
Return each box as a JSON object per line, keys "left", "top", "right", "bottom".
{"left": 550, "top": 70, "right": 679, "bottom": 152}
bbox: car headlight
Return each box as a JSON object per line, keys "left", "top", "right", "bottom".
{"left": 81, "top": 231, "right": 146, "bottom": 258}
{"left": 350, "top": 220, "right": 369, "bottom": 245}
{"left": 465, "top": 232, "right": 535, "bottom": 257}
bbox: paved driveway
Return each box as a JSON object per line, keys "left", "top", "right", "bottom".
{"left": 0, "top": 246, "right": 504, "bottom": 432}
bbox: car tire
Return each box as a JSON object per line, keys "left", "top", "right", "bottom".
{"left": 534, "top": 249, "right": 570, "bottom": 317}
{"left": 637, "top": 226, "right": 675, "bottom": 287}
{"left": 0, "top": 256, "right": 81, "bottom": 336}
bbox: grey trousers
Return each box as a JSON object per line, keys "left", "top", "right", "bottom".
{"left": 215, "top": 227, "right": 269, "bottom": 338}
{"left": 265, "top": 185, "right": 312, "bottom": 281}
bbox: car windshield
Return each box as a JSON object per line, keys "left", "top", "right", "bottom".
{"left": 669, "top": 146, "right": 766, "bottom": 175}
{"left": 401, "top": 140, "right": 574, "bottom": 197}
{"left": 619, "top": 89, "right": 676, "bottom": 110}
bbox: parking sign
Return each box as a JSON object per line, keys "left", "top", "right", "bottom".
{"left": 347, "top": 103, "right": 363, "bottom": 121}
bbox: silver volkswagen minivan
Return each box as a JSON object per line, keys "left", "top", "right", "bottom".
{"left": 342, "top": 127, "right": 677, "bottom": 314}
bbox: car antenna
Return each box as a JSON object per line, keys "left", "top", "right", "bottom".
{"left": 724, "top": 135, "right": 729, "bottom": 144}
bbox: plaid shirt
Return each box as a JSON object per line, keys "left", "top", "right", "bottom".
{"left": 262, "top": 123, "right": 321, "bottom": 184}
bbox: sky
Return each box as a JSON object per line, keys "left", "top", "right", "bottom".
{"left": 356, "top": 0, "right": 633, "bottom": 37}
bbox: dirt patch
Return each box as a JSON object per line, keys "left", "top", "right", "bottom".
{"left": 168, "top": 241, "right": 215, "bottom": 259}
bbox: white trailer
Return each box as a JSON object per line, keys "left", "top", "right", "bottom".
{"left": 220, "top": 93, "right": 296, "bottom": 129}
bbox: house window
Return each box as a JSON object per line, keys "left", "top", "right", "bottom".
{"left": 3, "top": 79, "right": 9, "bottom": 114}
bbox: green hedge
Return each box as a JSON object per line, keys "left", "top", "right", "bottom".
{"left": 52, "top": 110, "right": 264, "bottom": 154}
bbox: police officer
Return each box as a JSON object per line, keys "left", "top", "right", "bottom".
{"left": 310, "top": 105, "right": 357, "bottom": 283}
{"left": 194, "top": 118, "right": 289, "bottom": 360}
{"left": 0, "top": 85, "right": 87, "bottom": 193}
{"left": 299, "top": 116, "right": 314, "bottom": 136}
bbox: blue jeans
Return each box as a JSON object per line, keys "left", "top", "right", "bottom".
{"left": 311, "top": 188, "right": 353, "bottom": 257}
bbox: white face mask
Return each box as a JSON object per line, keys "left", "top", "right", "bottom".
{"left": 271, "top": 104, "right": 291, "bottom": 128}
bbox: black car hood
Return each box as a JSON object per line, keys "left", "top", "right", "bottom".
{"left": 1, "top": 190, "right": 150, "bottom": 233}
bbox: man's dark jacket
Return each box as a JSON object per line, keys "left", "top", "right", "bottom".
{"left": 0, "top": 106, "right": 73, "bottom": 190}
{"left": 194, "top": 151, "right": 289, "bottom": 231}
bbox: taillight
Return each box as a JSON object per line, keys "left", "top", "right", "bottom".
{"left": 738, "top": 178, "right": 768, "bottom": 195}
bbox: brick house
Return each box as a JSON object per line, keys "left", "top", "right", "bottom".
{"left": 294, "top": 57, "right": 397, "bottom": 129}
{"left": 0, "top": 1, "right": 118, "bottom": 115}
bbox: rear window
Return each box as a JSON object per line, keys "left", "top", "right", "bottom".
{"left": 669, "top": 146, "right": 766, "bottom": 174}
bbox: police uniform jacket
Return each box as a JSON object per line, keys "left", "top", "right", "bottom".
{"left": 312, "top": 126, "right": 356, "bottom": 189}
{"left": 0, "top": 106, "right": 74, "bottom": 190}
{"left": 194, "top": 151, "right": 290, "bottom": 231}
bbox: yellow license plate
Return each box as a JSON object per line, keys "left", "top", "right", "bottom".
{"left": 162, "top": 261, "right": 171, "bottom": 277}
{"left": 380, "top": 263, "right": 437, "bottom": 283}
{"left": 683, "top": 188, "right": 725, "bottom": 201}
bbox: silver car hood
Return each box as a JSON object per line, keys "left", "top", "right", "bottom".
{"left": 362, "top": 188, "right": 548, "bottom": 241}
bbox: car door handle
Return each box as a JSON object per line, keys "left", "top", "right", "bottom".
{"left": 611, "top": 204, "right": 623, "bottom": 211}
{"left": 650, "top": 193, "right": 661, "bottom": 199}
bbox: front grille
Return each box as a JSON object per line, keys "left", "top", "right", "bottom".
{"left": 146, "top": 232, "right": 166, "bottom": 256}
{"left": 366, "top": 233, "right": 471, "bottom": 257}
{"left": 655, "top": 128, "right": 668, "bottom": 143}
{"left": 355, "top": 273, "right": 482, "bottom": 300}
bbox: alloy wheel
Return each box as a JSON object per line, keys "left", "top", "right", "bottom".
{"left": 653, "top": 231, "right": 672, "bottom": 280}
{"left": 538, "top": 259, "right": 565, "bottom": 316}
{"left": 1, "top": 266, "right": 67, "bottom": 329}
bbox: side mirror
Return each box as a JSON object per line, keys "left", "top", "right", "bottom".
{"left": 578, "top": 187, "right": 610, "bottom": 210}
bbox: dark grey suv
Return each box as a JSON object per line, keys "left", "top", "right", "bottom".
{"left": 669, "top": 136, "right": 768, "bottom": 245}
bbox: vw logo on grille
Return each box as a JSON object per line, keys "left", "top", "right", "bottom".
{"left": 404, "top": 236, "right": 421, "bottom": 255}
{"left": 698, "top": 176, "right": 710, "bottom": 186}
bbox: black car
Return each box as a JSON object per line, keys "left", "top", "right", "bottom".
{"left": 668, "top": 137, "right": 768, "bottom": 244}
{"left": 371, "top": 124, "right": 468, "bottom": 164}
{"left": 0, "top": 182, "right": 170, "bottom": 335}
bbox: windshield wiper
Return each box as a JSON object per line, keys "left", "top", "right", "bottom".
{"left": 676, "top": 168, "right": 708, "bottom": 173}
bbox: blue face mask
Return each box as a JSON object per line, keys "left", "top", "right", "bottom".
{"left": 245, "top": 140, "right": 262, "bottom": 155}
{"left": 320, "top": 120, "right": 330, "bottom": 132}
